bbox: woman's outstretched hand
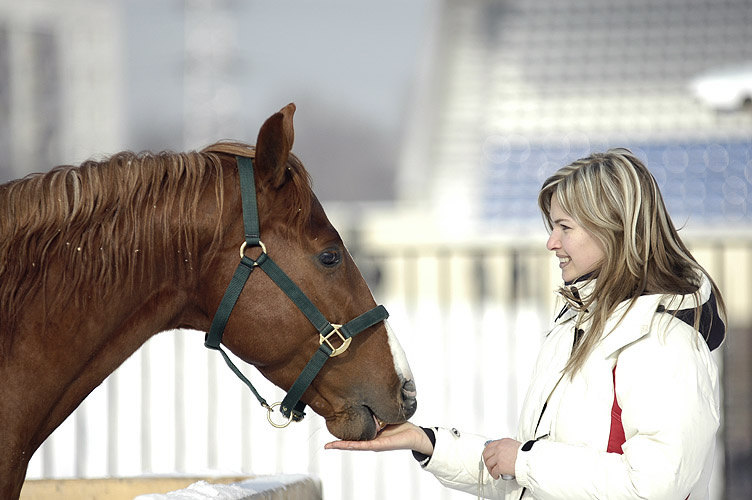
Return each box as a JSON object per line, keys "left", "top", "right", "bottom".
{"left": 324, "top": 421, "right": 434, "bottom": 456}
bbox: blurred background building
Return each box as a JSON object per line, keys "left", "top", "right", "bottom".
{"left": 2, "top": 0, "right": 751, "bottom": 498}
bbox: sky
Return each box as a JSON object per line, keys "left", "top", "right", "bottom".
{"left": 122, "top": 0, "right": 435, "bottom": 202}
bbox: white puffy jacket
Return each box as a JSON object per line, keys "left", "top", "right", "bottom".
{"left": 423, "top": 276, "right": 724, "bottom": 499}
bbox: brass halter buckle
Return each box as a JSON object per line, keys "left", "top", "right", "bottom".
{"left": 319, "top": 324, "right": 351, "bottom": 357}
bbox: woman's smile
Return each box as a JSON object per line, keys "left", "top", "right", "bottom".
{"left": 546, "top": 198, "right": 605, "bottom": 281}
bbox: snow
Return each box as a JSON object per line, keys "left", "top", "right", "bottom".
{"left": 134, "top": 474, "right": 317, "bottom": 500}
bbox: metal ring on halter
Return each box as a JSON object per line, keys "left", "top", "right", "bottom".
{"left": 266, "top": 402, "right": 294, "bottom": 428}
{"left": 239, "top": 240, "right": 268, "bottom": 261}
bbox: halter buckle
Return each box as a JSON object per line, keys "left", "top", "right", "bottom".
{"left": 319, "top": 324, "right": 351, "bottom": 357}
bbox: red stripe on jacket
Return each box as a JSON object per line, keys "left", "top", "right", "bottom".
{"left": 608, "top": 365, "right": 689, "bottom": 499}
{"left": 608, "top": 366, "right": 626, "bottom": 454}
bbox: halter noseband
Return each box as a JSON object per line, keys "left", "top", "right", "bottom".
{"left": 205, "top": 155, "right": 389, "bottom": 427}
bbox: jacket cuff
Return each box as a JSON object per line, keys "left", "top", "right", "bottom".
{"left": 515, "top": 438, "right": 542, "bottom": 488}
{"left": 412, "top": 427, "right": 437, "bottom": 466}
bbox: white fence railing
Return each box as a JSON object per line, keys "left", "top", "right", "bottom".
{"left": 26, "top": 234, "right": 750, "bottom": 499}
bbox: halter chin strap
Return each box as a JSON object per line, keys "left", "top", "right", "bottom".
{"left": 205, "top": 155, "right": 389, "bottom": 426}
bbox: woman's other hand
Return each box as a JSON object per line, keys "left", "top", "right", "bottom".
{"left": 324, "top": 422, "right": 434, "bottom": 456}
{"left": 482, "top": 438, "right": 521, "bottom": 479}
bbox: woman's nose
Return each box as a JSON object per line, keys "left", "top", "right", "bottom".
{"left": 546, "top": 232, "right": 560, "bottom": 251}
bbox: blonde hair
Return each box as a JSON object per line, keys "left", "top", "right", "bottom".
{"left": 538, "top": 148, "right": 726, "bottom": 377}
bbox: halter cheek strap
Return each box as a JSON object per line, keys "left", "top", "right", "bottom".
{"left": 205, "top": 155, "right": 389, "bottom": 426}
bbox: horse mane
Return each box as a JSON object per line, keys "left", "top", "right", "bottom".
{"left": 200, "top": 141, "right": 315, "bottom": 236}
{"left": 0, "top": 141, "right": 313, "bottom": 350}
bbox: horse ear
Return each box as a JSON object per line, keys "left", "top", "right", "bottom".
{"left": 254, "top": 103, "right": 296, "bottom": 188}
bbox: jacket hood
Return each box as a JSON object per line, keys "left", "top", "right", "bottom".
{"left": 662, "top": 278, "right": 725, "bottom": 351}
{"left": 562, "top": 273, "right": 726, "bottom": 353}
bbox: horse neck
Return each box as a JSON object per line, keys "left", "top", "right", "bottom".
{"left": 0, "top": 277, "right": 196, "bottom": 499}
{"left": 3, "top": 279, "right": 190, "bottom": 443}
{"left": 0, "top": 153, "right": 233, "bottom": 496}
{"left": 0, "top": 182, "right": 223, "bottom": 463}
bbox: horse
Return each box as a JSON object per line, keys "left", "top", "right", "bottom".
{"left": 0, "top": 103, "right": 417, "bottom": 499}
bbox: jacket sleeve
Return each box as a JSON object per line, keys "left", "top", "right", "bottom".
{"left": 514, "top": 319, "right": 720, "bottom": 499}
{"left": 423, "top": 427, "right": 517, "bottom": 498}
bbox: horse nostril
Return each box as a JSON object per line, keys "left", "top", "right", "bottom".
{"left": 401, "top": 379, "right": 417, "bottom": 418}
{"left": 401, "top": 379, "right": 417, "bottom": 400}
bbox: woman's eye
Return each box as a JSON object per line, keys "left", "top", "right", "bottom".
{"left": 318, "top": 249, "right": 341, "bottom": 268}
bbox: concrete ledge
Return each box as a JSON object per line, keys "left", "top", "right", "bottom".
{"left": 21, "top": 475, "right": 322, "bottom": 500}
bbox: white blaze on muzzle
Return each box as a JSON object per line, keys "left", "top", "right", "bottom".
{"left": 385, "top": 320, "right": 415, "bottom": 390}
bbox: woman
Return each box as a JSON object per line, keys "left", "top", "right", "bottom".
{"left": 326, "top": 149, "right": 726, "bottom": 499}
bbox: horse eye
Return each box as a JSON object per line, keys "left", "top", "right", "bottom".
{"left": 318, "top": 249, "right": 341, "bottom": 268}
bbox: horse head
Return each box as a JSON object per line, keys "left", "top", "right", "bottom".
{"left": 198, "top": 104, "right": 417, "bottom": 440}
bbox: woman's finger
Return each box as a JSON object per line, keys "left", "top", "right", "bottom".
{"left": 324, "top": 440, "right": 383, "bottom": 451}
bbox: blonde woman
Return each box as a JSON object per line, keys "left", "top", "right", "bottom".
{"left": 326, "top": 149, "right": 726, "bottom": 499}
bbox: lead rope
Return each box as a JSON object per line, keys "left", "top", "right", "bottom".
{"left": 478, "top": 444, "right": 515, "bottom": 499}
{"left": 478, "top": 440, "right": 495, "bottom": 499}
{"left": 478, "top": 369, "right": 563, "bottom": 500}
{"left": 478, "top": 451, "right": 487, "bottom": 499}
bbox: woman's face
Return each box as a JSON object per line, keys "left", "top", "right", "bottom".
{"left": 546, "top": 197, "right": 605, "bottom": 282}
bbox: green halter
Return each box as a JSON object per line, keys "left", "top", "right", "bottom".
{"left": 205, "top": 156, "right": 389, "bottom": 427}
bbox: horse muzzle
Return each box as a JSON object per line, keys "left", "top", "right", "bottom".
{"left": 376, "top": 378, "right": 418, "bottom": 430}
{"left": 326, "top": 376, "right": 417, "bottom": 441}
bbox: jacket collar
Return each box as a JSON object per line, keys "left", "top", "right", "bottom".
{"left": 555, "top": 274, "right": 725, "bottom": 358}
{"left": 660, "top": 277, "right": 725, "bottom": 351}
